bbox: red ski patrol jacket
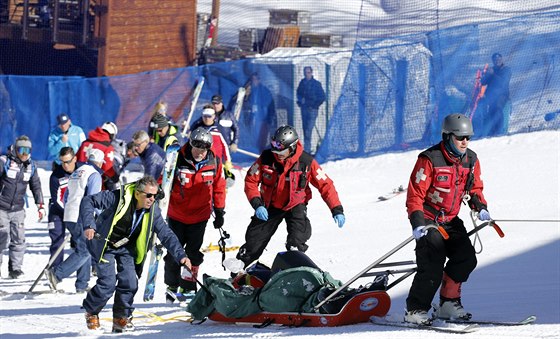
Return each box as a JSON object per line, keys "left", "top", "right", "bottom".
{"left": 167, "top": 144, "right": 226, "bottom": 224}
{"left": 406, "top": 141, "right": 487, "bottom": 228}
{"left": 245, "top": 141, "right": 342, "bottom": 212}
{"left": 77, "top": 127, "right": 116, "bottom": 182}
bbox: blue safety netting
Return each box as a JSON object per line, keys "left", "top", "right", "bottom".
{"left": 1, "top": 11, "right": 559, "bottom": 165}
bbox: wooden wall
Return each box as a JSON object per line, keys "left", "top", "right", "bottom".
{"left": 98, "top": 0, "right": 197, "bottom": 76}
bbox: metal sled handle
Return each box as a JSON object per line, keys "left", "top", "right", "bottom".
{"left": 313, "top": 225, "right": 447, "bottom": 311}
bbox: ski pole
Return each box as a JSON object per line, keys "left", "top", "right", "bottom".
{"left": 313, "top": 225, "right": 449, "bottom": 311}
{"left": 236, "top": 148, "right": 260, "bottom": 158}
{"left": 29, "top": 234, "right": 71, "bottom": 293}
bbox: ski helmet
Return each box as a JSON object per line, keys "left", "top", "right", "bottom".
{"left": 442, "top": 113, "right": 473, "bottom": 137}
{"left": 271, "top": 125, "right": 298, "bottom": 152}
{"left": 101, "top": 121, "right": 118, "bottom": 138}
{"left": 189, "top": 127, "right": 213, "bottom": 150}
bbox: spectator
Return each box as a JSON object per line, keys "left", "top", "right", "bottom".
{"left": 164, "top": 127, "right": 226, "bottom": 302}
{"left": 211, "top": 94, "right": 239, "bottom": 153}
{"left": 0, "top": 136, "right": 45, "bottom": 279}
{"left": 46, "top": 148, "right": 104, "bottom": 293}
{"left": 101, "top": 121, "right": 126, "bottom": 187}
{"left": 233, "top": 125, "right": 345, "bottom": 269}
{"left": 47, "top": 147, "right": 78, "bottom": 268}
{"left": 77, "top": 125, "right": 118, "bottom": 190}
{"left": 80, "top": 175, "right": 191, "bottom": 332}
{"left": 47, "top": 113, "right": 86, "bottom": 170}
{"left": 148, "top": 101, "right": 173, "bottom": 140}
{"left": 150, "top": 113, "right": 180, "bottom": 151}
{"left": 297, "top": 66, "right": 326, "bottom": 153}
{"left": 480, "top": 52, "right": 512, "bottom": 136}
{"left": 243, "top": 72, "right": 276, "bottom": 151}
{"left": 131, "top": 130, "right": 165, "bottom": 179}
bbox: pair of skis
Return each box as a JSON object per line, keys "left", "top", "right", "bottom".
{"left": 377, "top": 185, "right": 406, "bottom": 202}
{"left": 370, "top": 315, "right": 536, "bottom": 334}
{"left": 143, "top": 143, "right": 181, "bottom": 302}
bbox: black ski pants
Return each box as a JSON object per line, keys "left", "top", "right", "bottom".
{"left": 164, "top": 218, "right": 207, "bottom": 291}
{"left": 406, "top": 217, "right": 477, "bottom": 311}
{"left": 236, "top": 204, "right": 312, "bottom": 267}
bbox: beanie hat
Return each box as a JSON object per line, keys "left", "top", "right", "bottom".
{"left": 15, "top": 135, "right": 32, "bottom": 149}
{"left": 152, "top": 114, "right": 169, "bottom": 129}
{"left": 87, "top": 148, "right": 105, "bottom": 164}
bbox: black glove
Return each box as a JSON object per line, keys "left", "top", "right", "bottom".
{"left": 213, "top": 208, "right": 225, "bottom": 229}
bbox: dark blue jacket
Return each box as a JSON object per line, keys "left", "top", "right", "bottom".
{"left": 296, "top": 77, "right": 326, "bottom": 110}
{"left": 0, "top": 147, "right": 43, "bottom": 212}
{"left": 79, "top": 183, "right": 187, "bottom": 265}
{"left": 139, "top": 142, "right": 166, "bottom": 179}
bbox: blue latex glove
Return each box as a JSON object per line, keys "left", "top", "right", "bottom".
{"left": 478, "top": 209, "right": 491, "bottom": 221}
{"left": 412, "top": 226, "right": 428, "bottom": 240}
{"left": 255, "top": 206, "right": 268, "bottom": 221}
{"left": 333, "top": 214, "right": 345, "bottom": 228}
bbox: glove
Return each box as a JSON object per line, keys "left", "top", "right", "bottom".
{"left": 229, "top": 143, "right": 238, "bottom": 153}
{"left": 333, "top": 214, "right": 345, "bottom": 228}
{"left": 224, "top": 161, "right": 233, "bottom": 173}
{"left": 213, "top": 209, "right": 225, "bottom": 229}
{"left": 37, "top": 204, "right": 46, "bottom": 222}
{"left": 255, "top": 206, "right": 268, "bottom": 221}
{"left": 478, "top": 209, "right": 491, "bottom": 221}
{"left": 412, "top": 226, "right": 428, "bottom": 240}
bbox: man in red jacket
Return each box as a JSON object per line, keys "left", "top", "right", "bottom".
{"left": 164, "top": 127, "right": 226, "bottom": 301}
{"left": 404, "top": 113, "right": 491, "bottom": 325}
{"left": 235, "top": 125, "right": 345, "bottom": 269}
{"left": 76, "top": 125, "right": 118, "bottom": 189}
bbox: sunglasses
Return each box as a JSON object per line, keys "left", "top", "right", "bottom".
{"left": 60, "top": 156, "right": 75, "bottom": 164}
{"left": 133, "top": 140, "right": 147, "bottom": 148}
{"left": 190, "top": 139, "right": 211, "bottom": 150}
{"left": 138, "top": 191, "right": 157, "bottom": 199}
{"left": 17, "top": 146, "right": 31, "bottom": 155}
{"left": 454, "top": 135, "right": 471, "bottom": 141}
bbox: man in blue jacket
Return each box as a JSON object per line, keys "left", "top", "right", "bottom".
{"left": 80, "top": 175, "right": 191, "bottom": 333}
{"left": 47, "top": 113, "right": 86, "bottom": 169}
{"left": 131, "top": 130, "right": 166, "bottom": 179}
{"left": 297, "top": 66, "right": 326, "bottom": 153}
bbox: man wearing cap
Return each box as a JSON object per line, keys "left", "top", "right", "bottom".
{"left": 0, "top": 136, "right": 45, "bottom": 279}
{"left": 150, "top": 113, "right": 180, "bottom": 151}
{"left": 48, "top": 113, "right": 86, "bottom": 169}
{"left": 46, "top": 148, "right": 104, "bottom": 293}
{"left": 211, "top": 94, "right": 239, "bottom": 153}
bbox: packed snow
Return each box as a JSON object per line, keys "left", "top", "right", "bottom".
{"left": 0, "top": 130, "right": 558, "bottom": 338}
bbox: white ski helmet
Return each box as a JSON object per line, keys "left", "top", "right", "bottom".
{"left": 101, "top": 121, "right": 118, "bottom": 138}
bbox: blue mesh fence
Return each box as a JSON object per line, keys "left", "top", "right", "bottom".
{"left": 1, "top": 9, "right": 559, "bottom": 165}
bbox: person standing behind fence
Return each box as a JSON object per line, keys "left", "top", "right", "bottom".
{"left": 47, "top": 146, "right": 78, "bottom": 268}
{"left": 244, "top": 72, "right": 276, "bottom": 151}
{"left": 211, "top": 94, "right": 239, "bottom": 153}
{"left": 48, "top": 113, "right": 86, "bottom": 170}
{"left": 480, "top": 52, "right": 512, "bottom": 136}
{"left": 0, "top": 136, "right": 45, "bottom": 279}
{"left": 297, "top": 66, "right": 326, "bottom": 154}
{"left": 46, "top": 148, "right": 104, "bottom": 293}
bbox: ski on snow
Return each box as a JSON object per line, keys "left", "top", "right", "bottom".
{"left": 446, "top": 314, "right": 537, "bottom": 327}
{"left": 370, "top": 316, "right": 478, "bottom": 334}
{"left": 377, "top": 185, "right": 406, "bottom": 202}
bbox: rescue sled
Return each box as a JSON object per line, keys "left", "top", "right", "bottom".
{"left": 208, "top": 290, "right": 391, "bottom": 327}
{"left": 195, "top": 220, "right": 503, "bottom": 328}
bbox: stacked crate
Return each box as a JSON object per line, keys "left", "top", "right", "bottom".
{"left": 299, "top": 33, "right": 343, "bottom": 48}
{"left": 261, "top": 26, "right": 300, "bottom": 54}
{"left": 238, "top": 28, "right": 266, "bottom": 53}
{"left": 268, "top": 9, "right": 310, "bottom": 33}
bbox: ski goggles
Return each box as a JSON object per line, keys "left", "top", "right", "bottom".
{"left": 17, "top": 146, "right": 31, "bottom": 155}
{"left": 190, "top": 139, "right": 211, "bottom": 150}
{"left": 271, "top": 147, "right": 290, "bottom": 156}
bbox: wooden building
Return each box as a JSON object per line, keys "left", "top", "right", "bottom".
{"left": 0, "top": 0, "right": 198, "bottom": 76}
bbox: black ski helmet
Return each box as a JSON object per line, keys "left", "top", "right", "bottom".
{"left": 442, "top": 113, "right": 474, "bottom": 137}
{"left": 189, "top": 127, "right": 213, "bottom": 149}
{"left": 271, "top": 125, "right": 298, "bottom": 152}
